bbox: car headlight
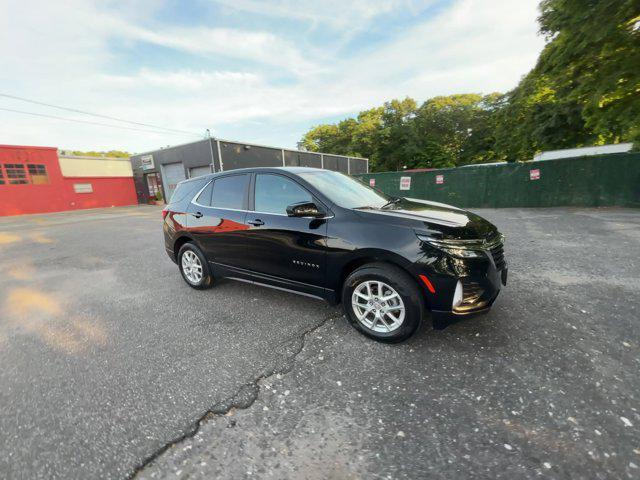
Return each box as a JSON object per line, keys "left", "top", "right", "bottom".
{"left": 416, "top": 234, "right": 486, "bottom": 259}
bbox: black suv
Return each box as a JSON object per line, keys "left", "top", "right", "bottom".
{"left": 163, "top": 167, "right": 507, "bottom": 342}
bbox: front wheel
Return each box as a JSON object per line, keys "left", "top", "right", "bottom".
{"left": 342, "top": 263, "right": 424, "bottom": 343}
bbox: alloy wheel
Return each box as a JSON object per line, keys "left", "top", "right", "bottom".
{"left": 351, "top": 280, "right": 405, "bottom": 333}
{"left": 181, "top": 250, "right": 203, "bottom": 284}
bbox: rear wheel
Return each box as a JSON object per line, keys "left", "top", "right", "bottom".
{"left": 342, "top": 263, "right": 424, "bottom": 343}
{"left": 178, "top": 243, "right": 213, "bottom": 289}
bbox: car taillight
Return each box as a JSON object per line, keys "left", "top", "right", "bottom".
{"left": 162, "top": 208, "right": 169, "bottom": 220}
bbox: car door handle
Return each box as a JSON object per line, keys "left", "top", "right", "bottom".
{"left": 190, "top": 211, "right": 203, "bottom": 218}
{"left": 248, "top": 219, "right": 264, "bottom": 226}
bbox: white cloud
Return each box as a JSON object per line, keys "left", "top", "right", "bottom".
{"left": 99, "top": 69, "right": 262, "bottom": 90}
{"left": 108, "top": 21, "right": 321, "bottom": 75}
{"left": 331, "top": 0, "right": 544, "bottom": 102}
{"left": 0, "top": 0, "right": 318, "bottom": 76}
{"left": 211, "top": 0, "right": 425, "bottom": 29}
{"left": 0, "top": 0, "right": 545, "bottom": 152}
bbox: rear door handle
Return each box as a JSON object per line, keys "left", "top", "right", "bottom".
{"left": 190, "top": 211, "right": 203, "bottom": 218}
{"left": 248, "top": 219, "right": 264, "bottom": 226}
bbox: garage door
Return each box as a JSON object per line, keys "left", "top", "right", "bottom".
{"left": 160, "top": 162, "right": 186, "bottom": 200}
{"left": 189, "top": 165, "right": 212, "bottom": 178}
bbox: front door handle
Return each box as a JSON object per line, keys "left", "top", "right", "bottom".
{"left": 190, "top": 211, "right": 203, "bottom": 219}
{"left": 248, "top": 219, "right": 264, "bottom": 226}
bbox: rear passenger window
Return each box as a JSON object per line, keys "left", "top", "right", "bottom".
{"left": 195, "top": 181, "right": 213, "bottom": 206}
{"left": 211, "top": 175, "right": 248, "bottom": 210}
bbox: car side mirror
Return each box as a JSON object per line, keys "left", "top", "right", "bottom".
{"left": 286, "top": 201, "right": 324, "bottom": 218}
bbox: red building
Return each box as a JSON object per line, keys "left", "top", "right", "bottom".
{"left": 0, "top": 145, "right": 137, "bottom": 217}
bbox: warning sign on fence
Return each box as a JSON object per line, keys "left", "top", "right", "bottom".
{"left": 436, "top": 175, "right": 444, "bottom": 184}
{"left": 400, "top": 177, "right": 411, "bottom": 190}
{"left": 530, "top": 169, "right": 540, "bottom": 180}
{"left": 369, "top": 178, "right": 375, "bottom": 187}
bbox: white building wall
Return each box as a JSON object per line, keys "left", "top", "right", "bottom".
{"left": 533, "top": 143, "right": 633, "bottom": 161}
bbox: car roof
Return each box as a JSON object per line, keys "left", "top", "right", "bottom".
{"left": 179, "top": 166, "right": 330, "bottom": 184}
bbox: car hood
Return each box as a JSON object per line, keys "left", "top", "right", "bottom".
{"left": 353, "top": 197, "right": 498, "bottom": 240}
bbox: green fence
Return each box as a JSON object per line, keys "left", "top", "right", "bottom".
{"left": 355, "top": 153, "right": 640, "bottom": 208}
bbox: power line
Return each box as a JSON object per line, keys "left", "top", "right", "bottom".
{"left": 0, "top": 106, "right": 198, "bottom": 137}
{"left": 0, "top": 93, "right": 199, "bottom": 136}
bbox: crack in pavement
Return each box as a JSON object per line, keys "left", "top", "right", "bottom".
{"left": 128, "top": 310, "right": 342, "bottom": 479}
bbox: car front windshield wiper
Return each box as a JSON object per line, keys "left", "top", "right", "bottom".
{"left": 381, "top": 197, "right": 402, "bottom": 209}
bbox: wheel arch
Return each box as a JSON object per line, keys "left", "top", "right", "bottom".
{"left": 173, "top": 234, "right": 197, "bottom": 260}
{"left": 334, "top": 249, "right": 428, "bottom": 308}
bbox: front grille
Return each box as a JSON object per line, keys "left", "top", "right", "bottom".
{"left": 489, "top": 242, "right": 505, "bottom": 270}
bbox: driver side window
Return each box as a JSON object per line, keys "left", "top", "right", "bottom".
{"left": 255, "top": 174, "right": 312, "bottom": 215}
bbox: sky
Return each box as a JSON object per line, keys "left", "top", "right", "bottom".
{"left": 0, "top": 0, "right": 545, "bottom": 153}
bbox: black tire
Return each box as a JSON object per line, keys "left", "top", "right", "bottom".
{"left": 342, "top": 263, "right": 424, "bottom": 343}
{"left": 177, "top": 243, "right": 214, "bottom": 290}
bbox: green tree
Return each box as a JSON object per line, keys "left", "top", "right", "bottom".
{"left": 538, "top": 0, "right": 640, "bottom": 143}
{"left": 300, "top": 94, "right": 503, "bottom": 171}
{"left": 351, "top": 107, "right": 384, "bottom": 161}
{"left": 300, "top": 0, "right": 639, "bottom": 170}
{"left": 495, "top": 0, "right": 640, "bottom": 160}
{"left": 375, "top": 98, "right": 419, "bottom": 171}
{"left": 413, "top": 93, "right": 501, "bottom": 168}
{"left": 493, "top": 72, "right": 591, "bottom": 160}
{"left": 301, "top": 120, "right": 359, "bottom": 156}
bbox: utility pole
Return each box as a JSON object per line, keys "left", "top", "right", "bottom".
{"left": 206, "top": 128, "right": 216, "bottom": 173}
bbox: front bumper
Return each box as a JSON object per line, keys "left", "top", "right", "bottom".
{"left": 411, "top": 242, "right": 507, "bottom": 327}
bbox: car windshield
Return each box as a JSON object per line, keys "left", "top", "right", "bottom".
{"left": 297, "top": 170, "right": 390, "bottom": 209}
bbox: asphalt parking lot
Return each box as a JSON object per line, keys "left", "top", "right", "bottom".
{"left": 0, "top": 206, "right": 638, "bottom": 479}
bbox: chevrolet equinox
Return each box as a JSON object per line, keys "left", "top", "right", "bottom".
{"left": 163, "top": 167, "right": 507, "bottom": 342}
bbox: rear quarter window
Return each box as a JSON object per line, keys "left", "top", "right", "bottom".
{"left": 194, "top": 181, "right": 213, "bottom": 206}
{"left": 169, "top": 178, "right": 208, "bottom": 205}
